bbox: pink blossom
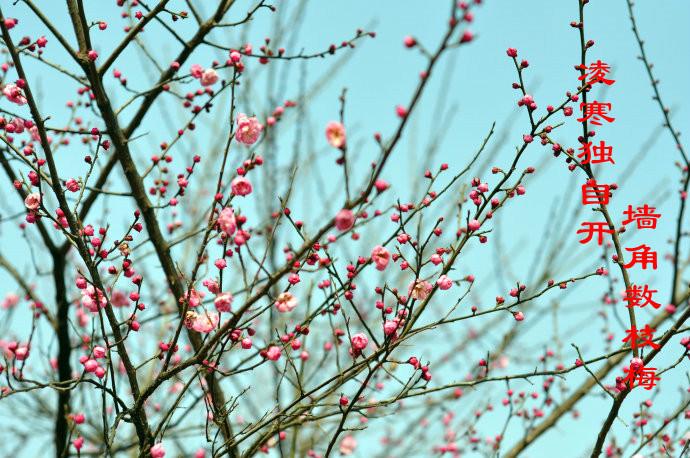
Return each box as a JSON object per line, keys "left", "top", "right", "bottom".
{"left": 408, "top": 280, "right": 432, "bottom": 300}
{"left": 203, "top": 278, "right": 220, "bottom": 294}
{"left": 76, "top": 308, "right": 89, "bottom": 327}
{"left": 200, "top": 68, "right": 219, "bottom": 86}
{"left": 29, "top": 125, "right": 40, "bottom": 141}
{"left": 468, "top": 219, "right": 481, "bottom": 231}
{"left": 351, "top": 333, "right": 368, "bottom": 351}
{"left": 186, "top": 288, "right": 204, "bottom": 307}
{"left": 72, "top": 437, "right": 84, "bottom": 451}
{"left": 374, "top": 179, "right": 390, "bottom": 193}
{"left": 14, "top": 345, "right": 30, "bottom": 360}
{"left": 81, "top": 285, "right": 107, "bottom": 312}
{"left": 339, "top": 435, "right": 357, "bottom": 455}
{"left": 231, "top": 176, "right": 253, "bottom": 196}
{"left": 275, "top": 292, "right": 298, "bottom": 313}
{"left": 190, "top": 64, "right": 203, "bottom": 78}
{"left": 150, "top": 443, "right": 166, "bottom": 458}
{"left": 371, "top": 245, "right": 390, "bottom": 271}
{"left": 2, "top": 293, "right": 19, "bottom": 309}
{"left": 630, "top": 357, "right": 644, "bottom": 371}
{"left": 334, "top": 209, "right": 355, "bottom": 231}
{"left": 214, "top": 292, "right": 233, "bottom": 312}
{"left": 218, "top": 207, "right": 237, "bottom": 236}
{"left": 266, "top": 345, "right": 282, "bottom": 361}
{"left": 192, "top": 312, "right": 220, "bottom": 333}
{"left": 93, "top": 346, "right": 107, "bottom": 359}
{"left": 235, "top": 113, "right": 263, "bottom": 145}
{"left": 110, "top": 290, "right": 129, "bottom": 307}
{"left": 234, "top": 230, "right": 249, "bottom": 246}
{"left": 325, "top": 121, "right": 346, "bottom": 148}
{"left": 8, "top": 117, "right": 25, "bottom": 134}
{"left": 65, "top": 178, "right": 81, "bottom": 192}
{"left": 3, "top": 83, "right": 27, "bottom": 105}
{"left": 383, "top": 320, "right": 398, "bottom": 336}
{"left": 436, "top": 275, "right": 453, "bottom": 290}
{"left": 24, "top": 192, "right": 41, "bottom": 211}
{"left": 184, "top": 311, "right": 198, "bottom": 329}
{"left": 83, "top": 359, "right": 98, "bottom": 373}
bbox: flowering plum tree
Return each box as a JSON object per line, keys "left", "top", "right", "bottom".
{"left": 0, "top": 1, "right": 688, "bottom": 457}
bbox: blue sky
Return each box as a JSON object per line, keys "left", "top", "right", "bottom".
{"left": 1, "top": 0, "right": 689, "bottom": 456}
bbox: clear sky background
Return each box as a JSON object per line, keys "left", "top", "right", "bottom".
{"left": 1, "top": 0, "right": 690, "bottom": 456}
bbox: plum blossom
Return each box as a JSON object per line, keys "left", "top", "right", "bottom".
{"left": 214, "top": 292, "right": 233, "bottom": 312}
{"left": 436, "top": 275, "right": 453, "bottom": 290}
{"left": 110, "top": 290, "right": 129, "bottom": 307}
{"left": 24, "top": 192, "right": 41, "bottom": 211}
{"left": 81, "top": 285, "right": 107, "bottom": 312}
{"left": 408, "top": 280, "right": 432, "bottom": 301}
{"left": 185, "top": 288, "right": 204, "bottom": 307}
{"left": 334, "top": 209, "right": 355, "bottom": 231}
{"left": 150, "top": 443, "right": 165, "bottom": 458}
{"left": 191, "top": 311, "right": 220, "bottom": 333}
{"left": 275, "top": 292, "right": 298, "bottom": 313}
{"left": 184, "top": 311, "right": 198, "bottom": 330}
{"left": 235, "top": 113, "right": 263, "bottom": 145}
{"left": 374, "top": 179, "right": 390, "bottom": 193}
{"left": 3, "top": 17, "right": 18, "bottom": 30}
{"left": 325, "top": 121, "right": 346, "bottom": 148}
{"left": 630, "top": 357, "right": 644, "bottom": 371}
{"left": 6, "top": 117, "right": 26, "bottom": 134}
{"left": 203, "top": 278, "right": 220, "bottom": 294}
{"left": 3, "top": 83, "right": 27, "bottom": 105}
{"left": 468, "top": 219, "right": 481, "bottom": 231}
{"left": 371, "top": 245, "right": 390, "bottom": 271}
{"left": 65, "top": 178, "right": 80, "bottom": 192}
{"left": 266, "top": 345, "right": 282, "bottom": 361}
{"left": 29, "top": 125, "right": 41, "bottom": 141}
{"left": 339, "top": 435, "right": 357, "bottom": 455}
{"left": 218, "top": 207, "right": 237, "bottom": 236}
{"left": 351, "top": 333, "right": 368, "bottom": 351}
{"left": 383, "top": 320, "right": 399, "bottom": 337}
{"left": 200, "top": 68, "right": 219, "bottom": 86}
{"left": 14, "top": 345, "right": 30, "bottom": 360}
{"left": 72, "top": 437, "right": 84, "bottom": 451}
{"left": 231, "top": 176, "right": 253, "bottom": 196}
{"left": 93, "top": 346, "right": 107, "bottom": 359}
{"left": 190, "top": 64, "right": 203, "bottom": 78}
{"left": 84, "top": 359, "right": 98, "bottom": 372}
{"left": 2, "top": 293, "right": 19, "bottom": 309}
